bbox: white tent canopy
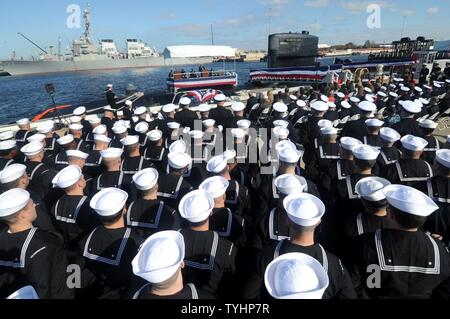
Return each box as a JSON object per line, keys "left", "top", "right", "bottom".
{"left": 163, "top": 45, "right": 236, "bottom": 59}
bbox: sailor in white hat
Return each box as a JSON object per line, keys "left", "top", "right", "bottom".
{"left": 0, "top": 139, "right": 20, "bottom": 171}
{"left": 0, "top": 130, "right": 14, "bottom": 142}
{"left": 85, "top": 117, "right": 102, "bottom": 144}
{"left": 392, "top": 100, "right": 423, "bottom": 137}
{"left": 352, "top": 184, "right": 450, "bottom": 299}
{"left": 83, "top": 134, "right": 111, "bottom": 179}
{"left": 20, "top": 142, "right": 59, "bottom": 210}
{"left": 50, "top": 165, "right": 98, "bottom": 246}
{"left": 36, "top": 120, "right": 60, "bottom": 157}
{"left": 157, "top": 152, "right": 194, "bottom": 210}
{"left": 6, "top": 286, "right": 40, "bottom": 299}
{"left": 178, "top": 189, "right": 237, "bottom": 296}
{"left": 133, "top": 106, "right": 149, "bottom": 125}
{"left": 363, "top": 118, "right": 385, "bottom": 150}
{"left": 332, "top": 136, "right": 363, "bottom": 180}
{"left": 131, "top": 231, "right": 210, "bottom": 299}
{"left": 341, "top": 101, "right": 377, "bottom": 143}
{"left": 0, "top": 188, "right": 75, "bottom": 298}
{"left": 80, "top": 187, "right": 145, "bottom": 299}
{"left": 377, "top": 127, "right": 402, "bottom": 172}
{"left": 418, "top": 119, "right": 442, "bottom": 165}
{"left": 199, "top": 176, "right": 245, "bottom": 244}
{"left": 124, "top": 168, "right": 180, "bottom": 237}
{"left": 345, "top": 176, "right": 396, "bottom": 237}
{"left": 102, "top": 105, "right": 116, "bottom": 130}
{"left": 141, "top": 130, "right": 166, "bottom": 171}
{"left": 120, "top": 135, "right": 153, "bottom": 183}
{"left": 175, "top": 97, "right": 200, "bottom": 130}
{"left": 53, "top": 134, "right": 78, "bottom": 171}
{"left": 384, "top": 134, "right": 432, "bottom": 195}
{"left": 66, "top": 149, "right": 89, "bottom": 173}
{"left": 14, "top": 118, "right": 32, "bottom": 148}
{"left": 134, "top": 121, "right": 150, "bottom": 145}
{"left": 231, "top": 101, "right": 246, "bottom": 121}
{"left": 73, "top": 106, "right": 90, "bottom": 135}
{"left": 209, "top": 93, "right": 234, "bottom": 129}
{"left": 91, "top": 148, "right": 125, "bottom": 194}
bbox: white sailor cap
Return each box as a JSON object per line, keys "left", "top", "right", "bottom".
{"left": 94, "top": 134, "right": 111, "bottom": 144}
{"left": 112, "top": 124, "right": 127, "bottom": 135}
{"left": 355, "top": 177, "right": 391, "bottom": 202}
{"left": 365, "top": 94, "right": 375, "bottom": 103}
{"left": 364, "top": 87, "right": 373, "bottom": 94}
{"left": 179, "top": 190, "right": 214, "bottom": 223}
{"left": 73, "top": 106, "right": 86, "bottom": 116}
{"left": 37, "top": 121, "right": 54, "bottom": 134}
{"left": 147, "top": 129, "right": 163, "bottom": 142}
{"left": 327, "top": 102, "right": 336, "bottom": 109}
{"left": 275, "top": 140, "right": 297, "bottom": 153}
{"left": 162, "top": 103, "right": 177, "bottom": 113}
{"left": 0, "top": 164, "right": 26, "bottom": 184}
{"left": 446, "top": 79, "right": 450, "bottom": 84}
{"left": 231, "top": 102, "right": 245, "bottom": 112}
{"left": 134, "top": 107, "right": 147, "bottom": 116}
{"left": 189, "top": 130, "right": 204, "bottom": 139}
{"left": 340, "top": 137, "right": 362, "bottom": 151}
{"left": 436, "top": 150, "right": 450, "bottom": 169}
{"left": 125, "top": 100, "right": 133, "bottom": 107}
{"left": 273, "top": 120, "right": 289, "bottom": 129}
{"left": 206, "top": 154, "right": 228, "bottom": 173}
{"left": 380, "top": 86, "right": 387, "bottom": 90}
{"left": 89, "top": 117, "right": 101, "bottom": 125}
{"left": 358, "top": 101, "right": 376, "bottom": 112}
{"left": 320, "top": 95, "right": 329, "bottom": 103}
{"left": 379, "top": 127, "right": 401, "bottom": 143}
{"left": 121, "top": 135, "right": 139, "bottom": 146}
{"left": 27, "top": 133, "right": 46, "bottom": 144}
{"left": 169, "top": 140, "right": 186, "bottom": 153}
{"left": 0, "top": 131, "right": 14, "bottom": 141}
{"left": 377, "top": 91, "right": 387, "bottom": 98}
{"left": 52, "top": 165, "right": 82, "bottom": 189}
{"left": 273, "top": 102, "right": 288, "bottom": 113}
{"left": 133, "top": 168, "right": 159, "bottom": 191}
{"left": 418, "top": 119, "right": 438, "bottom": 129}
{"left": 274, "top": 174, "right": 305, "bottom": 196}
{"left": 7, "top": 286, "right": 39, "bottom": 300}
{"left": 198, "top": 104, "right": 211, "bottom": 112}
{"left": 414, "top": 99, "right": 424, "bottom": 110}
{"left": 100, "top": 147, "right": 123, "bottom": 159}
{"left": 132, "top": 231, "right": 185, "bottom": 284}
{"left": 90, "top": 187, "right": 128, "bottom": 217}
{"left": 20, "top": 142, "right": 43, "bottom": 156}
{"left": 389, "top": 92, "right": 398, "bottom": 98}
{"left": 66, "top": 150, "right": 88, "bottom": 159}
{"left": 167, "top": 122, "right": 181, "bottom": 130}
{"left": 104, "top": 105, "right": 114, "bottom": 112}
{"left": 296, "top": 100, "right": 306, "bottom": 107}
{"left": 107, "top": 84, "right": 113, "bottom": 88}
{"left": 231, "top": 128, "right": 246, "bottom": 139}
{"left": 0, "top": 140, "right": 17, "bottom": 151}
{"left": 433, "top": 83, "right": 442, "bottom": 88}
{"left": 69, "top": 123, "right": 83, "bottom": 131}
{"left": 203, "top": 119, "right": 216, "bottom": 128}
{"left": 57, "top": 134, "right": 74, "bottom": 145}
{"left": 179, "top": 97, "right": 192, "bottom": 106}
{"left": 69, "top": 116, "right": 82, "bottom": 124}
{"left": 310, "top": 101, "right": 329, "bottom": 112}
{"left": 273, "top": 126, "right": 290, "bottom": 140}
{"left": 0, "top": 188, "right": 30, "bottom": 218}
{"left": 419, "top": 98, "right": 430, "bottom": 105}
{"left": 423, "top": 85, "right": 432, "bottom": 90}
{"left": 92, "top": 125, "right": 107, "bottom": 135}
{"left": 383, "top": 185, "right": 438, "bottom": 217}
{"left": 214, "top": 94, "right": 226, "bottom": 102}
{"left": 400, "top": 86, "right": 410, "bottom": 92}
{"left": 350, "top": 97, "right": 360, "bottom": 103}
{"left": 414, "top": 86, "right": 423, "bottom": 93}
{"left": 317, "top": 119, "right": 333, "bottom": 129}
{"left": 400, "top": 135, "right": 428, "bottom": 151}
{"left": 321, "top": 126, "right": 338, "bottom": 135}
{"left": 16, "top": 118, "right": 30, "bottom": 126}
{"left": 168, "top": 152, "right": 192, "bottom": 169}
{"left": 223, "top": 149, "right": 237, "bottom": 161}
{"left": 279, "top": 147, "right": 302, "bottom": 164}
{"left": 135, "top": 122, "right": 150, "bottom": 134}
{"left": 199, "top": 176, "right": 229, "bottom": 199}
{"left": 352, "top": 145, "right": 380, "bottom": 160}
{"left": 284, "top": 193, "right": 325, "bottom": 226}
{"left": 290, "top": 95, "right": 298, "bottom": 101}
{"left": 237, "top": 119, "right": 251, "bottom": 129}
{"left": 340, "top": 101, "right": 351, "bottom": 109}
{"left": 336, "top": 92, "right": 345, "bottom": 98}
{"left": 264, "top": 252, "right": 329, "bottom": 300}
{"left": 365, "top": 118, "right": 384, "bottom": 127}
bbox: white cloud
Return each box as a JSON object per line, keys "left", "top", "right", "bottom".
{"left": 427, "top": 7, "right": 439, "bottom": 14}
{"left": 159, "top": 13, "right": 177, "bottom": 20}
{"left": 340, "top": 1, "right": 396, "bottom": 13}
{"left": 400, "top": 10, "right": 414, "bottom": 16}
{"left": 304, "top": 0, "right": 330, "bottom": 8}
{"left": 307, "top": 22, "right": 322, "bottom": 31}
{"left": 258, "top": 0, "right": 290, "bottom": 5}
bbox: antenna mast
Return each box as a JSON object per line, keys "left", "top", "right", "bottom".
{"left": 211, "top": 24, "right": 214, "bottom": 45}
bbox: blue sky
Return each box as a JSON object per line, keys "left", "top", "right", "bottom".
{"left": 1, "top": 0, "right": 449, "bottom": 59}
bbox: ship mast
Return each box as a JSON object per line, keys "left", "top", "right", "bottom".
{"left": 83, "top": 4, "right": 94, "bottom": 45}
